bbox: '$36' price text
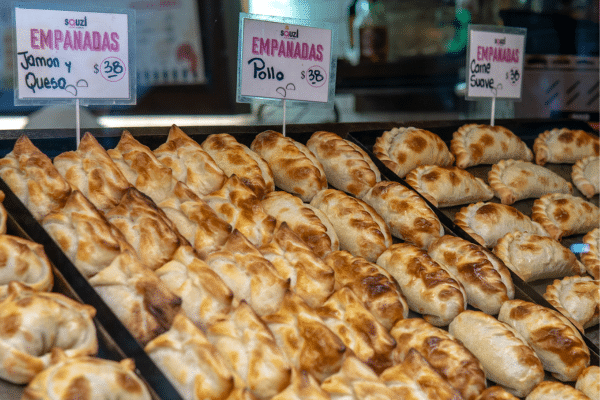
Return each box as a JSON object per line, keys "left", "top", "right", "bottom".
{"left": 301, "top": 65, "right": 327, "bottom": 88}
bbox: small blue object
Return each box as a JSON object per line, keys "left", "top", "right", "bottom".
{"left": 570, "top": 243, "right": 590, "bottom": 254}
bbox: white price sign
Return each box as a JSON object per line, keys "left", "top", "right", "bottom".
{"left": 238, "top": 15, "right": 333, "bottom": 103}
{"left": 466, "top": 25, "right": 526, "bottom": 100}
{"left": 14, "top": 6, "right": 134, "bottom": 104}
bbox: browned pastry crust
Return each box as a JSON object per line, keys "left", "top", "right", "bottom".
{"left": 0, "top": 191, "right": 6, "bottom": 234}
{"left": 0, "top": 135, "right": 71, "bottom": 220}
{"left": 144, "top": 313, "right": 234, "bottom": 400}
{"left": 251, "top": 130, "right": 327, "bottom": 202}
{"left": 404, "top": 165, "right": 494, "bottom": 207}
{"left": 581, "top": 228, "right": 599, "bottom": 279}
{"left": 488, "top": 159, "right": 573, "bottom": 205}
{"left": 323, "top": 250, "right": 409, "bottom": 330}
{"left": 361, "top": 181, "right": 444, "bottom": 250}
{"left": 390, "top": 318, "right": 486, "bottom": 400}
{"left": 474, "top": 387, "right": 520, "bottom": 400}
{"left": 320, "top": 355, "right": 394, "bottom": 398}
{"left": 373, "top": 127, "right": 454, "bottom": 177}
{"left": 53, "top": 132, "right": 130, "bottom": 213}
{"left": 259, "top": 222, "right": 334, "bottom": 308}
{"left": 0, "top": 235, "right": 54, "bottom": 299}
{"left": 534, "top": 128, "right": 600, "bottom": 166}
{"left": 306, "top": 130, "right": 381, "bottom": 198}
{"left": 531, "top": 193, "right": 600, "bottom": 241}
{"left": 428, "top": 235, "right": 514, "bottom": 315}
{"left": 498, "top": 299, "right": 590, "bottom": 382}
{"left": 572, "top": 156, "right": 600, "bottom": 199}
{"left": 106, "top": 187, "right": 190, "bottom": 271}
{"left": 454, "top": 201, "right": 549, "bottom": 248}
{"left": 526, "top": 381, "right": 592, "bottom": 400}
{"left": 576, "top": 365, "right": 600, "bottom": 400}
{"left": 201, "top": 133, "right": 275, "bottom": 200}
{"left": 450, "top": 124, "right": 533, "bottom": 168}
{"left": 0, "top": 282, "right": 98, "bottom": 384}
{"left": 376, "top": 243, "right": 466, "bottom": 327}
{"left": 42, "top": 190, "right": 134, "bottom": 278}
{"left": 261, "top": 190, "right": 339, "bottom": 257}
{"left": 543, "top": 275, "right": 599, "bottom": 331}
{"left": 310, "top": 188, "right": 392, "bottom": 262}
{"left": 271, "top": 368, "right": 330, "bottom": 400}
{"left": 205, "top": 301, "right": 292, "bottom": 399}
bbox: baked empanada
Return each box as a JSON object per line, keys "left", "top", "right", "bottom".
{"left": 576, "top": 365, "right": 599, "bottom": 400}
{"left": 526, "top": 381, "right": 591, "bottom": 400}
{"left": 310, "top": 188, "right": 392, "bottom": 262}
{"left": 532, "top": 193, "right": 599, "bottom": 241}
{"left": 0, "top": 135, "right": 71, "bottom": 220}
{"left": 498, "top": 299, "right": 589, "bottom": 382}
{"left": 448, "top": 310, "right": 544, "bottom": 398}
{"left": 543, "top": 275, "right": 599, "bottom": 331}
{"left": 261, "top": 190, "right": 339, "bottom": 257}
{"left": 306, "top": 130, "right": 381, "bottom": 198}
{"left": 373, "top": 127, "right": 454, "bottom": 177}
{"left": 474, "top": 386, "right": 520, "bottom": 400}
{"left": 361, "top": 181, "right": 443, "bottom": 250}
{"left": 154, "top": 125, "right": 226, "bottom": 196}
{"left": 271, "top": 368, "right": 330, "bottom": 400}
{"left": 320, "top": 355, "right": 394, "bottom": 399}
{"left": 581, "top": 228, "right": 599, "bottom": 279}
{"left": 405, "top": 165, "right": 494, "bottom": 207}
{"left": 53, "top": 132, "right": 130, "bottom": 213}
{"left": 251, "top": 130, "right": 327, "bottom": 202}
{"left": 450, "top": 124, "right": 533, "bottom": 168}
{"left": 534, "top": 128, "right": 600, "bottom": 166}
{"left": 572, "top": 156, "right": 600, "bottom": 199}
{"left": 488, "top": 159, "right": 573, "bottom": 205}
{"left": 429, "top": 235, "right": 514, "bottom": 315}
{"left": 201, "top": 133, "right": 274, "bottom": 199}
{"left": 454, "top": 201, "right": 549, "bottom": 248}
{"left": 376, "top": 243, "right": 466, "bottom": 326}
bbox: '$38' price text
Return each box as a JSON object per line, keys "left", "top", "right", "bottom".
{"left": 301, "top": 65, "right": 327, "bottom": 88}
{"left": 94, "top": 57, "right": 126, "bottom": 82}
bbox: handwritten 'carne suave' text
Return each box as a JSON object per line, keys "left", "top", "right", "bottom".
{"left": 251, "top": 37, "right": 323, "bottom": 61}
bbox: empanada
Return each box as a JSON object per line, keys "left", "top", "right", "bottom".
{"left": 376, "top": 243, "right": 466, "bottom": 326}
{"left": 448, "top": 310, "right": 544, "bottom": 398}
{"left": 572, "top": 156, "right": 600, "bottom": 199}
{"left": 450, "top": 124, "right": 533, "bottom": 168}
{"left": 526, "top": 381, "right": 591, "bottom": 400}
{"left": 251, "top": 130, "right": 327, "bottom": 202}
{"left": 543, "top": 275, "right": 599, "bottom": 331}
{"left": 493, "top": 231, "right": 586, "bottom": 282}
{"left": 201, "top": 133, "right": 274, "bottom": 199}
{"left": 271, "top": 368, "right": 330, "bottom": 400}
{"left": 474, "top": 386, "right": 520, "bottom": 400}
{"left": 361, "top": 181, "right": 443, "bottom": 250}
{"left": 576, "top": 365, "right": 600, "bottom": 400}
{"left": 261, "top": 190, "right": 339, "bottom": 257}
{"left": 0, "top": 135, "right": 71, "bottom": 220}
{"left": 534, "top": 128, "right": 600, "bottom": 165}
{"left": 320, "top": 355, "right": 394, "bottom": 399}
{"left": 488, "top": 159, "right": 573, "bottom": 204}
{"left": 310, "top": 188, "right": 392, "bottom": 262}
{"left": 498, "top": 299, "right": 590, "bottom": 382}
{"left": 581, "top": 228, "right": 599, "bottom": 279}
{"left": 53, "top": 132, "right": 130, "bottom": 213}
{"left": 532, "top": 193, "right": 600, "bottom": 241}
{"left": 454, "top": 201, "right": 549, "bottom": 248}
{"left": 373, "top": 127, "right": 454, "bottom": 177}
{"left": 428, "top": 235, "right": 514, "bottom": 315}
{"left": 405, "top": 165, "right": 494, "bottom": 207}
{"left": 306, "top": 130, "right": 381, "bottom": 198}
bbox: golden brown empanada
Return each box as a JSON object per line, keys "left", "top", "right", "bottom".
{"left": 474, "top": 386, "right": 520, "bottom": 400}
{"left": 271, "top": 368, "right": 330, "bottom": 400}
{"left": 448, "top": 310, "right": 544, "bottom": 398}
{"left": 405, "top": 165, "right": 494, "bottom": 207}
{"left": 543, "top": 275, "right": 599, "bottom": 331}
{"left": 251, "top": 130, "right": 327, "bottom": 202}
{"left": 572, "top": 156, "right": 600, "bottom": 199}
{"left": 498, "top": 299, "right": 589, "bottom": 382}
{"left": 373, "top": 127, "right": 454, "bottom": 177}
{"left": 581, "top": 228, "right": 599, "bottom": 279}
{"left": 494, "top": 231, "right": 586, "bottom": 282}
{"left": 532, "top": 193, "right": 600, "bottom": 241}
{"left": 429, "top": 235, "right": 514, "bottom": 315}
{"left": 576, "top": 365, "right": 599, "bottom": 400}
{"left": 390, "top": 318, "right": 486, "bottom": 400}
{"left": 0, "top": 135, "right": 71, "bottom": 220}
{"left": 361, "top": 181, "right": 444, "bottom": 250}
{"left": 534, "top": 128, "right": 600, "bottom": 166}
{"left": 454, "top": 201, "right": 549, "bottom": 248}
{"left": 450, "top": 124, "right": 533, "bottom": 168}
{"left": 488, "top": 159, "right": 573, "bottom": 205}
{"left": 310, "top": 188, "right": 392, "bottom": 262}
{"left": 154, "top": 125, "right": 226, "bottom": 197}
{"left": 323, "top": 250, "right": 409, "bottom": 330}
{"left": 261, "top": 190, "right": 339, "bottom": 257}
{"left": 526, "top": 381, "right": 591, "bottom": 400}
{"left": 377, "top": 243, "right": 466, "bottom": 326}
{"left": 53, "top": 132, "right": 130, "bottom": 213}
{"left": 320, "top": 355, "right": 395, "bottom": 399}
{"left": 306, "top": 130, "right": 381, "bottom": 198}
{"left": 0, "top": 282, "right": 97, "bottom": 384}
